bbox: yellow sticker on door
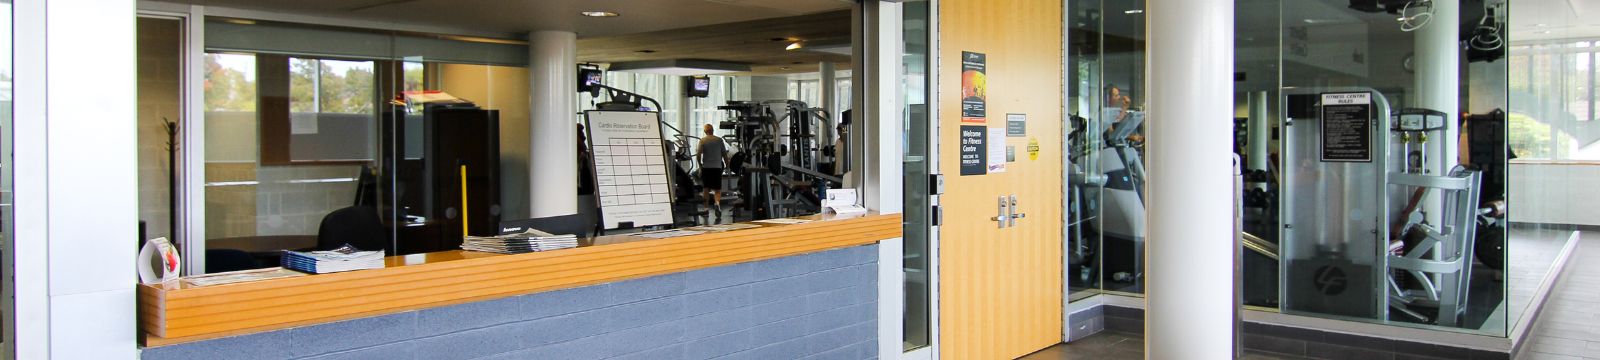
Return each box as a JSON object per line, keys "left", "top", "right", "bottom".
{"left": 1027, "top": 137, "right": 1041, "bottom": 160}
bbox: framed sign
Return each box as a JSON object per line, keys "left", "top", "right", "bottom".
{"left": 1319, "top": 92, "right": 1373, "bottom": 162}
{"left": 959, "top": 125, "right": 987, "bottom": 175}
{"left": 584, "top": 110, "right": 675, "bottom": 228}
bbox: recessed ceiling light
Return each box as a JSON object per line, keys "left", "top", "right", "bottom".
{"left": 1124, "top": 9, "right": 1143, "bottom": 14}
{"left": 1536, "top": 30, "right": 1553, "bottom": 34}
{"left": 581, "top": 11, "right": 619, "bottom": 17}
{"left": 1534, "top": 23, "right": 1549, "bottom": 27}
{"left": 786, "top": 42, "right": 804, "bottom": 51}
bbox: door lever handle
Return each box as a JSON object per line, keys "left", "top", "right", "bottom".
{"left": 993, "top": 196, "right": 1010, "bottom": 228}
{"left": 1008, "top": 195, "right": 1024, "bottom": 225}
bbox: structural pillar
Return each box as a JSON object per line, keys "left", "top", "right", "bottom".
{"left": 1415, "top": 0, "right": 1459, "bottom": 226}
{"left": 820, "top": 61, "right": 837, "bottom": 144}
{"left": 528, "top": 31, "right": 578, "bottom": 217}
{"left": 10, "top": 0, "right": 140, "bottom": 357}
{"left": 1145, "top": 0, "right": 1235, "bottom": 358}
{"left": 1247, "top": 91, "right": 1269, "bottom": 190}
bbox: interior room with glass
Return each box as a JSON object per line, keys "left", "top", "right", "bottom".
{"left": 14, "top": 0, "right": 1600, "bottom": 358}
{"left": 128, "top": 4, "right": 864, "bottom": 271}
{"left": 1052, "top": 1, "right": 1594, "bottom": 358}
{"left": 116, "top": 1, "right": 912, "bottom": 358}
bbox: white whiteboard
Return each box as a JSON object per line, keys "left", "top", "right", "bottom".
{"left": 585, "top": 111, "right": 674, "bottom": 229}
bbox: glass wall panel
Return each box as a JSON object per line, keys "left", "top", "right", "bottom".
{"left": 901, "top": 0, "right": 932, "bottom": 350}
{"left": 1065, "top": 0, "right": 1105, "bottom": 301}
{"left": 1269, "top": 0, "right": 1508, "bottom": 336}
{"left": 0, "top": 0, "right": 11, "bottom": 347}
{"left": 199, "top": 18, "right": 537, "bottom": 270}
{"left": 0, "top": 1, "right": 12, "bottom": 335}
{"left": 1098, "top": 0, "right": 1147, "bottom": 295}
{"left": 137, "top": 17, "right": 184, "bottom": 250}
{"left": 1235, "top": 0, "right": 1284, "bottom": 309}
{"left": 1504, "top": 0, "right": 1595, "bottom": 327}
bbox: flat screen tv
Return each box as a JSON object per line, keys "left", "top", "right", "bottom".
{"left": 578, "top": 67, "right": 604, "bottom": 93}
{"left": 685, "top": 76, "right": 711, "bottom": 98}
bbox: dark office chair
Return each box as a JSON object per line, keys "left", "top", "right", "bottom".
{"left": 205, "top": 249, "right": 264, "bottom": 273}
{"left": 317, "top": 205, "right": 390, "bottom": 253}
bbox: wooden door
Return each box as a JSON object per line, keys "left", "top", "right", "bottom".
{"left": 937, "top": 0, "right": 1065, "bottom": 358}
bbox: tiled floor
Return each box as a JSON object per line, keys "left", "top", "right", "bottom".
{"left": 1509, "top": 227, "right": 1577, "bottom": 325}
{"left": 1521, "top": 231, "right": 1600, "bottom": 360}
{"left": 1019, "top": 332, "right": 1310, "bottom": 360}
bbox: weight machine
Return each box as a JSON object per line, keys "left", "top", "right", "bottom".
{"left": 715, "top": 100, "right": 843, "bottom": 221}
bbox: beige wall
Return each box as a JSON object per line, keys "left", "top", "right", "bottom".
{"left": 137, "top": 17, "right": 182, "bottom": 239}
{"left": 439, "top": 64, "right": 532, "bottom": 220}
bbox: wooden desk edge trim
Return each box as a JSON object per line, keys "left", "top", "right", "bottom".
{"left": 141, "top": 213, "right": 902, "bottom": 347}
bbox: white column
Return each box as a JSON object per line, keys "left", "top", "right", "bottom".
{"left": 1415, "top": 0, "right": 1459, "bottom": 226}
{"left": 1247, "top": 91, "right": 1269, "bottom": 190}
{"left": 820, "top": 61, "right": 837, "bottom": 143}
{"left": 528, "top": 31, "right": 578, "bottom": 217}
{"left": 1145, "top": 0, "right": 1235, "bottom": 358}
{"left": 9, "top": 0, "right": 140, "bottom": 357}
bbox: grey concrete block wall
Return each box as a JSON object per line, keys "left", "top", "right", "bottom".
{"left": 141, "top": 244, "right": 880, "bottom": 360}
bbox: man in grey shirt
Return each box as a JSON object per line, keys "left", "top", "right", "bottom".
{"left": 697, "top": 124, "right": 728, "bottom": 219}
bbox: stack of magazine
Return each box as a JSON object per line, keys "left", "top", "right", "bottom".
{"left": 462, "top": 229, "right": 578, "bottom": 254}
{"left": 281, "top": 244, "right": 385, "bottom": 274}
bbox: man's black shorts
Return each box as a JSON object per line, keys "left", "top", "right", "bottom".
{"left": 701, "top": 168, "right": 723, "bottom": 190}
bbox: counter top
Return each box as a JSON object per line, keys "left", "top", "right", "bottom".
{"left": 139, "top": 212, "right": 901, "bottom": 346}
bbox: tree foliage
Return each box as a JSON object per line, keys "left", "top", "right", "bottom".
{"left": 203, "top": 54, "right": 256, "bottom": 112}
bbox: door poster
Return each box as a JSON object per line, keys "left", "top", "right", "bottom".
{"left": 960, "top": 125, "right": 987, "bottom": 175}
{"left": 1319, "top": 92, "right": 1373, "bottom": 162}
{"left": 961, "top": 51, "right": 987, "bottom": 123}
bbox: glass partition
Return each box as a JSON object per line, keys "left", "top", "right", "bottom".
{"left": 1266, "top": 0, "right": 1509, "bottom": 336}
{"left": 0, "top": 0, "right": 10, "bottom": 348}
{"left": 196, "top": 15, "right": 850, "bottom": 271}
{"left": 1065, "top": 0, "right": 1105, "bottom": 301}
{"left": 1235, "top": 0, "right": 1284, "bottom": 309}
{"left": 1065, "top": 0, "right": 1151, "bottom": 298}
{"left": 1063, "top": 0, "right": 1517, "bottom": 338}
{"left": 199, "top": 18, "right": 534, "bottom": 270}
{"left": 1503, "top": 1, "right": 1595, "bottom": 326}
{"left": 902, "top": 0, "right": 933, "bottom": 351}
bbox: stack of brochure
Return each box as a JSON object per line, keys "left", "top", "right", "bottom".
{"left": 462, "top": 229, "right": 579, "bottom": 254}
{"left": 281, "top": 244, "right": 385, "bottom": 274}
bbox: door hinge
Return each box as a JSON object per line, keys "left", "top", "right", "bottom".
{"left": 931, "top": 205, "right": 943, "bottom": 227}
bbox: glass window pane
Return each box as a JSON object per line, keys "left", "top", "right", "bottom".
{"left": 317, "top": 59, "right": 374, "bottom": 114}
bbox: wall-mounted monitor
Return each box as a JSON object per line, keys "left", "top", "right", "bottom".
{"left": 578, "top": 67, "right": 604, "bottom": 93}
{"left": 685, "top": 76, "right": 711, "bottom": 98}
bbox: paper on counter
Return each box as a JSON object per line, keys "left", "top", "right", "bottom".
{"left": 181, "top": 267, "right": 307, "bottom": 287}
{"left": 685, "top": 223, "right": 763, "bottom": 232}
{"left": 631, "top": 229, "right": 708, "bottom": 239}
{"left": 751, "top": 218, "right": 813, "bottom": 225}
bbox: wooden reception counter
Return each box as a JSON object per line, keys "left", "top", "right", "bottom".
{"left": 139, "top": 212, "right": 901, "bottom": 347}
